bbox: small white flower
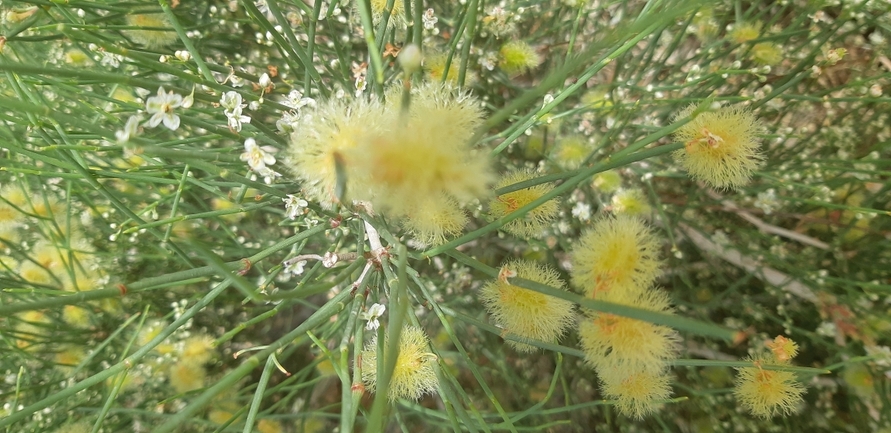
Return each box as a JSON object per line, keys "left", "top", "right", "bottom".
{"left": 360, "top": 303, "right": 387, "bottom": 331}
{"left": 571, "top": 202, "right": 591, "bottom": 221}
{"left": 254, "top": 166, "right": 282, "bottom": 184}
{"left": 182, "top": 87, "right": 195, "bottom": 109}
{"left": 354, "top": 75, "right": 367, "bottom": 95}
{"left": 543, "top": 93, "right": 555, "bottom": 108}
{"left": 866, "top": 345, "right": 891, "bottom": 368}
{"left": 754, "top": 188, "right": 780, "bottom": 215}
{"left": 283, "top": 90, "right": 315, "bottom": 110}
{"left": 284, "top": 259, "right": 307, "bottom": 275}
{"left": 144, "top": 87, "right": 184, "bottom": 130}
{"left": 226, "top": 106, "right": 252, "bottom": 132}
{"left": 116, "top": 115, "right": 142, "bottom": 143}
{"left": 816, "top": 322, "right": 836, "bottom": 337}
{"left": 283, "top": 195, "right": 308, "bottom": 219}
{"left": 239, "top": 138, "right": 276, "bottom": 171}
{"left": 220, "top": 90, "right": 251, "bottom": 133}
{"left": 98, "top": 50, "right": 123, "bottom": 68}
{"left": 220, "top": 91, "right": 244, "bottom": 111}
{"left": 423, "top": 8, "right": 438, "bottom": 30}
{"left": 478, "top": 52, "right": 498, "bottom": 71}
{"left": 174, "top": 50, "right": 191, "bottom": 62}
{"left": 230, "top": 74, "right": 246, "bottom": 87}
{"left": 322, "top": 252, "right": 338, "bottom": 268}
{"left": 259, "top": 72, "right": 273, "bottom": 88}
{"left": 276, "top": 111, "right": 302, "bottom": 134}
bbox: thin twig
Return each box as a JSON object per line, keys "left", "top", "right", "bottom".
{"left": 676, "top": 222, "right": 819, "bottom": 304}
{"left": 707, "top": 190, "right": 830, "bottom": 250}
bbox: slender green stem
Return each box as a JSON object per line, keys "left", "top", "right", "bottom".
{"left": 0, "top": 224, "right": 327, "bottom": 316}
{"left": 159, "top": 0, "right": 215, "bottom": 82}
{"left": 424, "top": 142, "right": 684, "bottom": 257}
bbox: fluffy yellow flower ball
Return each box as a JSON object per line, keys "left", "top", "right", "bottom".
{"left": 480, "top": 260, "right": 575, "bottom": 352}
{"left": 570, "top": 215, "right": 662, "bottom": 298}
{"left": 488, "top": 169, "right": 559, "bottom": 238}
{"left": 733, "top": 355, "right": 806, "bottom": 418}
{"left": 361, "top": 326, "right": 439, "bottom": 401}
{"left": 672, "top": 104, "right": 764, "bottom": 189}
{"left": 599, "top": 364, "right": 673, "bottom": 419}
{"left": 577, "top": 288, "right": 679, "bottom": 373}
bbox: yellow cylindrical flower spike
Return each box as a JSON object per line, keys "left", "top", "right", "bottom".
{"left": 480, "top": 260, "right": 575, "bottom": 352}
{"left": 672, "top": 104, "right": 765, "bottom": 189}
{"left": 360, "top": 326, "right": 438, "bottom": 401}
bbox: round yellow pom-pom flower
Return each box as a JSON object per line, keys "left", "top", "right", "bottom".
{"left": 751, "top": 42, "right": 783, "bottom": 66}
{"left": 733, "top": 354, "right": 806, "bottom": 418}
{"left": 578, "top": 288, "right": 678, "bottom": 372}
{"left": 425, "top": 52, "right": 462, "bottom": 84}
{"left": 358, "top": 83, "right": 491, "bottom": 215}
{"left": 570, "top": 215, "right": 662, "bottom": 298}
{"left": 729, "top": 21, "right": 762, "bottom": 44}
{"left": 361, "top": 326, "right": 438, "bottom": 401}
{"left": 611, "top": 189, "right": 652, "bottom": 216}
{"left": 180, "top": 333, "right": 216, "bottom": 366}
{"left": 599, "top": 364, "right": 673, "bottom": 419}
{"left": 480, "top": 260, "right": 575, "bottom": 352}
{"left": 551, "top": 135, "right": 591, "bottom": 170}
{"left": 498, "top": 41, "right": 541, "bottom": 76}
{"left": 286, "top": 96, "right": 387, "bottom": 208}
{"left": 125, "top": 14, "right": 177, "bottom": 49}
{"left": 401, "top": 193, "right": 468, "bottom": 247}
{"left": 592, "top": 170, "right": 622, "bottom": 193}
{"left": 672, "top": 104, "right": 764, "bottom": 189}
{"left": 489, "top": 169, "right": 559, "bottom": 237}
{"left": 369, "top": 0, "right": 405, "bottom": 28}
{"left": 765, "top": 335, "right": 799, "bottom": 363}
{"left": 169, "top": 361, "right": 207, "bottom": 393}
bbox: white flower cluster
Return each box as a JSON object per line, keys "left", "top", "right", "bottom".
{"left": 423, "top": 8, "right": 438, "bottom": 32}
{"left": 116, "top": 86, "right": 192, "bottom": 142}
{"left": 276, "top": 90, "right": 316, "bottom": 133}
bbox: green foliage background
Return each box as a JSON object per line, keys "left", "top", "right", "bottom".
{"left": 1, "top": 0, "right": 890, "bottom": 432}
